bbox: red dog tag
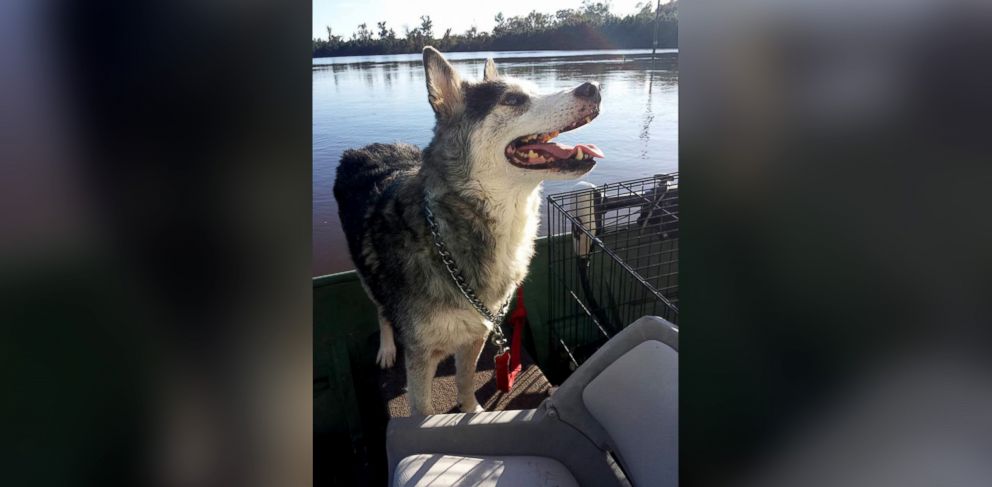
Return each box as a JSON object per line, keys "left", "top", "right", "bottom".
{"left": 495, "top": 350, "right": 520, "bottom": 392}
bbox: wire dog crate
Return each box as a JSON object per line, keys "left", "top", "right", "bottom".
{"left": 546, "top": 173, "right": 678, "bottom": 375}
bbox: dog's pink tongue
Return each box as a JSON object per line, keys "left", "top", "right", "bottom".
{"left": 518, "top": 142, "right": 605, "bottom": 159}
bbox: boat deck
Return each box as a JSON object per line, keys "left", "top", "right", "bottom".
{"left": 378, "top": 340, "right": 552, "bottom": 417}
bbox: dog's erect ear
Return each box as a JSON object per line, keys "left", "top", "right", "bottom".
{"left": 483, "top": 58, "right": 499, "bottom": 81}
{"left": 423, "top": 46, "right": 463, "bottom": 119}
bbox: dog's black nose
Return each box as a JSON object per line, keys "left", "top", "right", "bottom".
{"left": 573, "top": 82, "right": 601, "bottom": 102}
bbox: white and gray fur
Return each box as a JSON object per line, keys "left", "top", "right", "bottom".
{"left": 334, "top": 47, "right": 601, "bottom": 415}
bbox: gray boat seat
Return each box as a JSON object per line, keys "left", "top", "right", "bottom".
{"left": 387, "top": 315, "right": 678, "bottom": 487}
{"left": 393, "top": 454, "right": 579, "bottom": 487}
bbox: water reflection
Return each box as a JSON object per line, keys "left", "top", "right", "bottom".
{"left": 313, "top": 50, "right": 677, "bottom": 275}
{"left": 312, "top": 52, "right": 678, "bottom": 92}
{"left": 641, "top": 71, "right": 655, "bottom": 159}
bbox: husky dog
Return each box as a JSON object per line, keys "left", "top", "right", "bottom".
{"left": 334, "top": 47, "right": 603, "bottom": 415}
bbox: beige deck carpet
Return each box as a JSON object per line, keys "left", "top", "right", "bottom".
{"left": 379, "top": 340, "right": 554, "bottom": 417}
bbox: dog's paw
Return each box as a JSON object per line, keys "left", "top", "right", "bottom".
{"left": 410, "top": 407, "right": 433, "bottom": 417}
{"left": 376, "top": 342, "right": 396, "bottom": 369}
{"left": 459, "top": 401, "right": 485, "bottom": 413}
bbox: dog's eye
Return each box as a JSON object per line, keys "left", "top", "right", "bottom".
{"left": 500, "top": 93, "right": 527, "bottom": 106}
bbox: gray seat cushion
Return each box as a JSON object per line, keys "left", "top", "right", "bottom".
{"left": 582, "top": 340, "right": 678, "bottom": 487}
{"left": 393, "top": 454, "right": 580, "bottom": 487}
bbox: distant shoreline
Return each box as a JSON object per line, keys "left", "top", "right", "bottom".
{"left": 312, "top": 46, "right": 679, "bottom": 60}
{"left": 314, "top": 3, "right": 678, "bottom": 59}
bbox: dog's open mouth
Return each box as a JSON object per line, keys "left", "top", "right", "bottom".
{"left": 504, "top": 111, "right": 603, "bottom": 171}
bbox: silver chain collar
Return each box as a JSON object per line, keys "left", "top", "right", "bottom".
{"left": 423, "top": 197, "right": 511, "bottom": 352}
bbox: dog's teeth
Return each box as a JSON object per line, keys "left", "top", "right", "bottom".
{"left": 575, "top": 148, "right": 584, "bottom": 160}
{"left": 585, "top": 117, "right": 591, "bottom": 123}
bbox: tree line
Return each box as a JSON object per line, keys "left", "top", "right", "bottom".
{"left": 313, "top": 1, "right": 677, "bottom": 57}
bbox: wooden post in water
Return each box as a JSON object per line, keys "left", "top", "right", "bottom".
{"left": 651, "top": 0, "right": 662, "bottom": 66}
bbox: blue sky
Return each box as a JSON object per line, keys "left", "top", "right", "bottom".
{"left": 313, "top": 0, "right": 651, "bottom": 40}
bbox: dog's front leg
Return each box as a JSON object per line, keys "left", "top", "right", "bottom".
{"left": 455, "top": 337, "right": 486, "bottom": 413}
{"left": 405, "top": 348, "right": 445, "bottom": 416}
